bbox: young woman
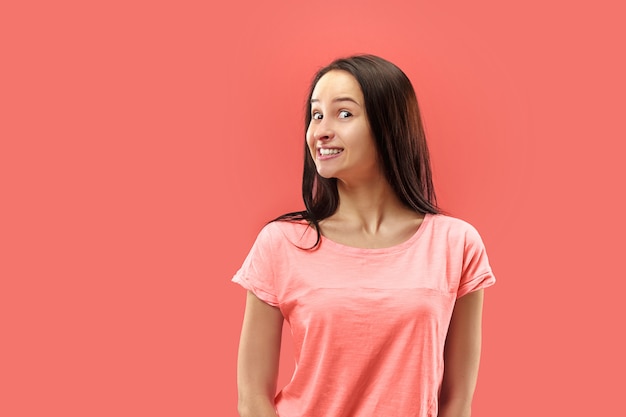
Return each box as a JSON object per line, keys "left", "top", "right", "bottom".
{"left": 232, "top": 54, "right": 495, "bottom": 417}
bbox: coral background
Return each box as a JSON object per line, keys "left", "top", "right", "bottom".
{"left": 1, "top": 0, "right": 624, "bottom": 415}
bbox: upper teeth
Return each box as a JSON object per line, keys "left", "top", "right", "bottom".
{"left": 320, "top": 148, "right": 342, "bottom": 155}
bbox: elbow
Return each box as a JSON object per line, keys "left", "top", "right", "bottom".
{"left": 237, "top": 401, "right": 257, "bottom": 417}
{"left": 438, "top": 395, "right": 472, "bottom": 417}
{"left": 236, "top": 396, "right": 255, "bottom": 417}
{"left": 236, "top": 394, "right": 276, "bottom": 417}
{"left": 236, "top": 402, "right": 250, "bottom": 417}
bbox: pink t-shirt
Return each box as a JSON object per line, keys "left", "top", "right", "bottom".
{"left": 232, "top": 213, "right": 495, "bottom": 417}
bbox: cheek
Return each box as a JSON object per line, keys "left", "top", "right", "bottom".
{"left": 360, "top": 127, "right": 377, "bottom": 154}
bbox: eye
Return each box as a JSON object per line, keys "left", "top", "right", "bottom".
{"left": 338, "top": 110, "right": 352, "bottom": 119}
{"left": 312, "top": 111, "right": 323, "bottom": 120}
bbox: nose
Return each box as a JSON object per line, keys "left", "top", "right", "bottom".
{"left": 312, "top": 118, "right": 334, "bottom": 141}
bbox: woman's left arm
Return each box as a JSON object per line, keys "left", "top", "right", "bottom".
{"left": 438, "top": 289, "right": 485, "bottom": 417}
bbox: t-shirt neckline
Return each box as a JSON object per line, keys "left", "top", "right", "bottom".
{"left": 319, "top": 213, "right": 433, "bottom": 255}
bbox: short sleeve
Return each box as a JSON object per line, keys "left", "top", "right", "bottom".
{"left": 232, "top": 224, "right": 279, "bottom": 306}
{"left": 456, "top": 225, "right": 496, "bottom": 299}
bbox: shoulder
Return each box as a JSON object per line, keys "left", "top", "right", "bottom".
{"left": 429, "top": 213, "right": 481, "bottom": 236}
{"left": 426, "top": 214, "right": 486, "bottom": 248}
{"left": 258, "top": 219, "right": 318, "bottom": 249}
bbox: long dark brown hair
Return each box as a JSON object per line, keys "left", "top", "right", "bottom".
{"left": 273, "top": 54, "right": 439, "bottom": 247}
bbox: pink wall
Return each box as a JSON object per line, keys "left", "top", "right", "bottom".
{"left": 2, "top": 0, "right": 625, "bottom": 415}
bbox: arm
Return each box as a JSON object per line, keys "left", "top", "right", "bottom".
{"left": 236, "top": 291, "right": 284, "bottom": 417}
{"left": 438, "top": 289, "right": 485, "bottom": 417}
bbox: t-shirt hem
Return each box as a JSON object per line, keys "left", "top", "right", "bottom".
{"left": 456, "top": 270, "right": 496, "bottom": 299}
{"left": 232, "top": 274, "right": 280, "bottom": 307}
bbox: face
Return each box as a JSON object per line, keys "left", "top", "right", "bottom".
{"left": 306, "top": 70, "right": 380, "bottom": 183}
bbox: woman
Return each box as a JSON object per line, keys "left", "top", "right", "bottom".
{"left": 233, "top": 54, "right": 495, "bottom": 417}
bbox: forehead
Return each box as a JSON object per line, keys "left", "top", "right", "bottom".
{"left": 311, "top": 70, "right": 363, "bottom": 101}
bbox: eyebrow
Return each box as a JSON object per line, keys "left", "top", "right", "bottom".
{"left": 310, "top": 97, "right": 362, "bottom": 106}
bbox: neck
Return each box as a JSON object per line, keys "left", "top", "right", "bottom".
{"left": 334, "top": 176, "right": 408, "bottom": 233}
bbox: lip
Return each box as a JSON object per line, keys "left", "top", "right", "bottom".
{"left": 316, "top": 147, "right": 344, "bottom": 160}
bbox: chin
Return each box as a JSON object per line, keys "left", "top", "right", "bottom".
{"left": 314, "top": 165, "right": 334, "bottom": 179}
{"left": 316, "top": 171, "right": 337, "bottom": 179}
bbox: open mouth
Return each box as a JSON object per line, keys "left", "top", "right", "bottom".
{"left": 319, "top": 148, "right": 344, "bottom": 156}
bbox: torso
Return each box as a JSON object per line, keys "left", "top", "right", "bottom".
{"left": 232, "top": 214, "right": 496, "bottom": 417}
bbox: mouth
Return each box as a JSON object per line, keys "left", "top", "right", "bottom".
{"left": 318, "top": 147, "right": 344, "bottom": 156}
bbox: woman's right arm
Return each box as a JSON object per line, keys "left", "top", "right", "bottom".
{"left": 236, "top": 291, "right": 284, "bottom": 417}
